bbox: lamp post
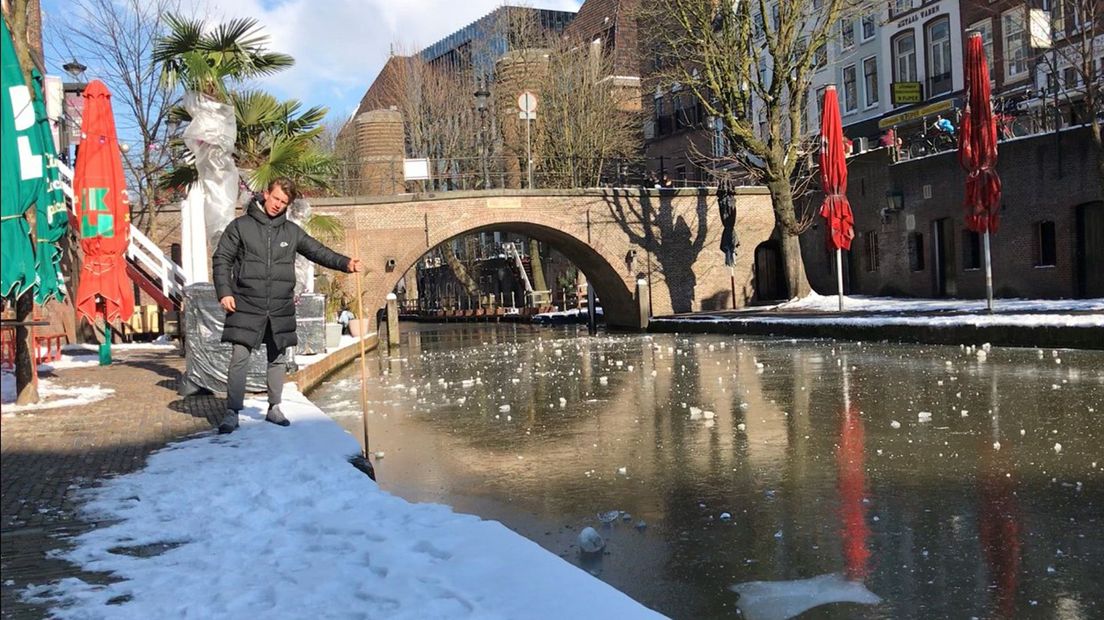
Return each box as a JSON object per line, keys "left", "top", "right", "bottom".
{"left": 474, "top": 76, "right": 491, "bottom": 190}
{"left": 60, "top": 59, "right": 88, "bottom": 165}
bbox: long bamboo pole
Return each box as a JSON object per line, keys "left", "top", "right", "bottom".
{"left": 351, "top": 234, "right": 371, "bottom": 456}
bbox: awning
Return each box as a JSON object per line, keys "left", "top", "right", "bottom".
{"left": 877, "top": 98, "right": 957, "bottom": 130}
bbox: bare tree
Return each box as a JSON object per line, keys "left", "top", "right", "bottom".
{"left": 1030, "top": 0, "right": 1103, "bottom": 190}
{"left": 640, "top": 0, "right": 853, "bottom": 298}
{"left": 534, "top": 30, "right": 642, "bottom": 188}
{"left": 48, "top": 0, "right": 184, "bottom": 238}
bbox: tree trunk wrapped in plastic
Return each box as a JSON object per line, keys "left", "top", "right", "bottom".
{"left": 182, "top": 91, "right": 239, "bottom": 249}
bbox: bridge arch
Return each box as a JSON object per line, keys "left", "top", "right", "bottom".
{"left": 311, "top": 188, "right": 775, "bottom": 329}
{"left": 387, "top": 220, "right": 637, "bottom": 326}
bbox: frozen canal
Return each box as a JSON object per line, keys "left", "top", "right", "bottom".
{"left": 310, "top": 324, "right": 1103, "bottom": 619}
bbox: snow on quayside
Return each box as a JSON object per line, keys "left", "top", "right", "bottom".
{"left": 21, "top": 386, "right": 664, "bottom": 619}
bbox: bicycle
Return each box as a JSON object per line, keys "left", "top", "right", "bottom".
{"left": 906, "top": 120, "right": 957, "bottom": 159}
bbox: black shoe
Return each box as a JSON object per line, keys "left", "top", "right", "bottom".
{"left": 265, "top": 405, "right": 290, "bottom": 427}
{"left": 218, "top": 410, "right": 239, "bottom": 434}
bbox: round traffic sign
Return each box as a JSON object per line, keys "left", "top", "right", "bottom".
{"left": 518, "top": 91, "right": 538, "bottom": 113}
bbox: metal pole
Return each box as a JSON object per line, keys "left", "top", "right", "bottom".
{"left": 526, "top": 116, "right": 533, "bottom": 189}
{"left": 481, "top": 110, "right": 490, "bottom": 189}
{"left": 836, "top": 248, "right": 845, "bottom": 312}
{"left": 351, "top": 235, "right": 372, "bottom": 458}
{"left": 729, "top": 265, "right": 737, "bottom": 310}
{"left": 983, "top": 230, "right": 994, "bottom": 313}
{"left": 586, "top": 283, "right": 597, "bottom": 335}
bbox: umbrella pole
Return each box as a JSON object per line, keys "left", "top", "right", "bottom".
{"left": 983, "top": 231, "right": 994, "bottom": 313}
{"left": 836, "top": 248, "right": 845, "bottom": 312}
{"left": 729, "top": 264, "right": 736, "bottom": 310}
{"left": 351, "top": 234, "right": 371, "bottom": 458}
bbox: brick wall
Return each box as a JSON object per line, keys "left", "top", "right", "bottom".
{"left": 313, "top": 187, "right": 774, "bottom": 328}
{"left": 801, "top": 127, "right": 1102, "bottom": 299}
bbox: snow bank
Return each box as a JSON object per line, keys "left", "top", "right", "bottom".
{"left": 0, "top": 373, "right": 114, "bottom": 413}
{"left": 22, "top": 387, "right": 663, "bottom": 619}
{"left": 773, "top": 293, "right": 1104, "bottom": 315}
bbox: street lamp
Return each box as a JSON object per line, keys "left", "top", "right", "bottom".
{"left": 63, "top": 59, "right": 87, "bottom": 81}
{"left": 474, "top": 76, "right": 491, "bottom": 190}
{"left": 59, "top": 59, "right": 88, "bottom": 165}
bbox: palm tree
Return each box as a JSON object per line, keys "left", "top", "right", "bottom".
{"left": 153, "top": 14, "right": 293, "bottom": 103}
{"left": 154, "top": 16, "right": 336, "bottom": 196}
{"left": 159, "top": 90, "right": 338, "bottom": 195}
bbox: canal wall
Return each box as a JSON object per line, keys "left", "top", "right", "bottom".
{"left": 647, "top": 318, "right": 1104, "bottom": 350}
{"left": 290, "top": 333, "right": 379, "bottom": 395}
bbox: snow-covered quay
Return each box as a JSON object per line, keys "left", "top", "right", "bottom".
{"left": 22, "top": 386, "right": 664, "bottom": 619}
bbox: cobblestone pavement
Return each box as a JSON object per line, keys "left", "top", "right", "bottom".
{"left": 1, "top": 349, "right": 223, "bottom": 619}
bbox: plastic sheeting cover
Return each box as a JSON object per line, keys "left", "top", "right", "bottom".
{"left": 182, "top": 92, "right": 238, "bottom": 248}
{"left": 178, "top": 285, "right": 326, "bottom": 396}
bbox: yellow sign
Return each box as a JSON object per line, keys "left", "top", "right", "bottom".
{"left": 878, "top": 99, "right": 955, "bottom": 129}
{"left": 891, "top": 82, "right": 923, "bottom": 105}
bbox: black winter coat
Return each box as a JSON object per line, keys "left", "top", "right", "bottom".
{"left": 213, "top": 198, "right": 350, "bottom": 350}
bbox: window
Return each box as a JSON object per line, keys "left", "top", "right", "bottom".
{"left": 861, "top": 14, "right": 876, "bottom": 41}
{"left": 840, "top": 18, "right": 855, "bottom": 50}
{"left": 927, "top": 17, "right": 953, "bottom": 95}
{"left": 753, "top": 12, "right": 765, "bottom": 39}
{"left": 893, "top": 32, "right": 917, "bottom": 84}
{"left": 814, "top": 42, "right": 828, "bottom": 70}
{"left": 970, "top": 19, "right": 994, "bottom": 70}
{"left": 963, "top": 230, "right": 982, "bottom": 270}
{"left": 1046, "top": 70, "right": 1059, "bottom": 93}
{"left": 863, "top": 56, "right": 879, "bottom": 107}
{"left": 908, "top": 232, "right": 925, "bottom": 271}
{"left": 712, "top": 116, "right": 729, "bottom": 158}
{"left": 843, "top": 64, "right": 858, "bottom": 112}
{"left": 770, "top": 3, "right": 780, "bottom": 30}
{"left": 864, "top": 231, "right": 880, "bottom": 272}
{"left": 758, "top": 108, "right": 768, "bottom": 140}
{"left": 1002, "top": 7, "right": 1028, "bottom": 81}
{"left": 815, "top": 85, "right": 827, "bottom": 126}
{"left": 1063, "top": 66, "right": 1078, "bottom": 89}
{"left": 1052, "top": 0, "right": 1067, "bottom": 39}
{"left": 1035, "top": 221, "right": 1056, "bottom": 266}
{"left": 892, "top": 0, "right": 914, "bottom": 18}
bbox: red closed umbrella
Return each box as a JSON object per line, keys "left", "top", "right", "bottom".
{"left": 73, "top": 80, "right": 134, "bottom": 327}
{"left": 959, "top": 31, "right": 1001, "bottom": 311}
{"left": 819, "top": 86, "right": 853, "bottom": 311}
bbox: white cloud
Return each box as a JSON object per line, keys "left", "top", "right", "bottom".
{"left": 181, "top": 0, "right": 583, "bottom": 122}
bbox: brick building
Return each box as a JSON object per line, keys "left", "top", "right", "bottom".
{"left": 800, "top": 127, "right": 1103, "bottom": 299}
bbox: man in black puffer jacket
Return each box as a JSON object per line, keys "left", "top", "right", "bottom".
{"left": 212, "top": 177, "right": 361, "bottom": 433}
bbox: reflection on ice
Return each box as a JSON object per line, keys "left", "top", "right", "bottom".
{"left": 729, "top": 573, "right": 882, "bottom": 620}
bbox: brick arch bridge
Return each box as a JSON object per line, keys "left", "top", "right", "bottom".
{"left": 312, "top": 188, "right": 774, "bottom": 329}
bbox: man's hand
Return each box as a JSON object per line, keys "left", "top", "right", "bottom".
{"left": 348, "top": 258, "right": 363, "bottom": 273}
{"left": 220, "top": 296, "right": 236, "bottom": 313}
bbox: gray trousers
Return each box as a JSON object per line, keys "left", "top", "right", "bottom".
{"left": 226, "top": 321, "right": 286, "bottom": 412}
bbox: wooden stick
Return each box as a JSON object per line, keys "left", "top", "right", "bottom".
{"left": 351, "top": 234, "right": 371, "bottom": 457}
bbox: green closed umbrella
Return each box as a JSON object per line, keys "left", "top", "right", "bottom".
{"left": 1, "top": 16, "right": 45, "bottom": 300}
{"left": 31, "top": 69, "right": 68, "bottom": 304}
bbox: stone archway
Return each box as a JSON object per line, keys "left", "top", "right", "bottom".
{"left": 311, "top": 188, "right": 775, "bottom": 328}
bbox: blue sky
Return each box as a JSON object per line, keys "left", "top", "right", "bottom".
{"left": 40, "top": 0, "right": 582, "bottom": 127}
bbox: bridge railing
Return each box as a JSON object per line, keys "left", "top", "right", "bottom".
{"left": 327, "top": 155, "right": 723, "bottom": 195}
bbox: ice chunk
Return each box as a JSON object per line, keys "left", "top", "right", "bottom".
{"left": 499, "top": 404, "right": 511, "bottom": 413}
{"left": 1054, "top": 443, "right": 1062, "bottom": 454}
{"left": 599, "top": 376, "right": 608, "bottom": 385}
{"left": 890, "top": 420, "right": 901, "bottom": 429}
{"left": 598, "top": 510, "right": 621, "bottom": 524}
{"left": 578, "top": 527, "right": 605, "bottom": 553}
{"left": 703, "top": 411, "right": 715, "bottom": 420}
{"left": 918, "top": 411, "right": 932, "bottom": 422}
{"left": 719, "top": 512, "right": 732, "bottom": 522}
{"left": 737, "top": 423, "right": 746, "bottom": 431}
{"left": 617, "top": 466, "right": 628, "bottom": 476}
